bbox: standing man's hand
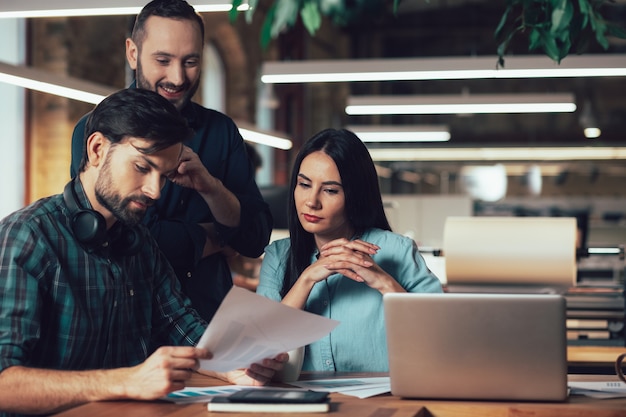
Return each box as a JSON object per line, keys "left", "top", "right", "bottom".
{"left": 169, "top": 146, "right": 241, "bottom": 228}
{"left": 169, "top": 146, "right": 217, "bottom": 194}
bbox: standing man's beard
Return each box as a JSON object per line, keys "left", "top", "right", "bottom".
{"left": 135, "top": 59, "right": 200, "bottom": 111}
{"left": 94, "top": 152, "right": 154, "bottom": 226}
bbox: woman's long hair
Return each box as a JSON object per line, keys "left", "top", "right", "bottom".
{"left": 281, "top": 128, "right": 391, "bottom": 297}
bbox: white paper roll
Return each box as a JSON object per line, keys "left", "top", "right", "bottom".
{"left": 443, "top": 216, "right": 577, "bottom": 286}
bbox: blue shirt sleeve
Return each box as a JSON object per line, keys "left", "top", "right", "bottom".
{"left": 256, "top": 239, "right": 291, "bottom": 302}
{"left": 368, "top": 229, "right": 443, "bottom": 294}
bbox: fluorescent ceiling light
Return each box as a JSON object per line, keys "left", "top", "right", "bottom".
{"left": 583, "top": 127, "right": 602, "bottom": 139}
{"left": 0, "top": 61, "right": 114, "bottom": 103}
{"left": 237, "top": 124, "right": 293, "bottom": 150}
{"left": 347, "top": 125, "right": 450, "bottom": 142}
{"left": 346, "top": 93, "right": 576, "bottom": 115}
{"left": 261, "top": 54, "right": 626, "bottom": 83}
{"left": 502, "top": 164, "right": 562, "bottom": 176}
{"left": 367, "top": 147, "right": 626, "bottom": 162}
{"left": 0, "top": 61, "right": 291, "bottom": 150}
{"left": 588, "top": 247, "right": 622, "bottom": 255}
{"left": 0, "top": 0, "right": 248, "bottom": 18}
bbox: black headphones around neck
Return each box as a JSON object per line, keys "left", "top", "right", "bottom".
{"left": 63, "top": 179, "right": 143, "bottom": 256}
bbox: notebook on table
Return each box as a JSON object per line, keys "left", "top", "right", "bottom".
{"left": 383, "top": 293, "right": 568, "bottom": 401}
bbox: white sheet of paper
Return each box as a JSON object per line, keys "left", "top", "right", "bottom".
{"left": 291, "top": 377, "right": 391, "bottom": 398}
{"left": 197, "top": 287, "right": 339, "bottom": 372}
{"left": 568, "top": 381, "right": 626, "bottom": 398}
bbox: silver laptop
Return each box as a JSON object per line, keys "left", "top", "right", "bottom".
{"left": 383, "top": 293, "right": 568, "bottom": 401}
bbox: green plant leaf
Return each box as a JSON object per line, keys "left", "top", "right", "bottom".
{"left": 551, "top": 0, "right": 573, "bottom": 35}
{"left": 495, "top": 5, "right": 512, "bottom": 39}
{"left": 392, "top": 0, "right": 401, "bottom": 15}
{"left": 540, "top": 29, "right": 562, "bottom": 61}
{"left": 594, "top": 19, "right": 610, "bottom": 49}
{"left": 301, "top": 1, "right": 322, "bottom": 35}
{"left": 529, "top": 27, "right": 542, "bottom": 50}
{"left": 245, "top": 0, "right": 259, "bottom": 23}
{"left": 496, "top": 21, "right": 520, "bottom": 67}
{"left": 578, "top": 0, "right": 591, "bottom": 14}
{"left": 261, "top": 2, "right": 277, "bottom": 49}
{"left": 577, "top": 0, "right": 590, "bottom": 28}
{"left": 270, "top": 0, "right": 301, "bottom": 38}
{"left": 244, "top": 0, "right": 626, "bottom": 62}
{"left": 607, "top": 23, "right": 626, "bottom": 39}
{"left": 557, "top": 34, "right": 571, "bottom": 60}
{"left": 229, "top": 0, "right": 243, "bottom": 22}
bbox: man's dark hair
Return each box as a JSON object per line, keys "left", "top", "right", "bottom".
{"left": 131, "top": 0, "right": 205, "bottom": 47}
{"left": 78, "top": 89, "right": 192, "bottom": 172}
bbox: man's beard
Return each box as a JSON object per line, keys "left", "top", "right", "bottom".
{"left": 94, "top": 152, "right": 154, "bottom": 227}
{"left": 135, "top": 59, "right": 199, "bottom": 110}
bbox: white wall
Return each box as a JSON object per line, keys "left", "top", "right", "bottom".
{"left": 0, "top": 19, "right": 26, "bottom": 219}
{"left": 202, "top": 43, "right": 225, "bottom": 113}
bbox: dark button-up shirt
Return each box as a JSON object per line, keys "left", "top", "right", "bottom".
{"left": 70, "top": 84, "right": 273, "bottom": 321}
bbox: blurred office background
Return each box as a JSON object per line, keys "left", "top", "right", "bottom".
{"left": 1, "top": 1, "right": 625, "bottom": 297}
{"left": 2, "top": 0, "right": 626, "bottom": 223}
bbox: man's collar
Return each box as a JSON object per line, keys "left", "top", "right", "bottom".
{"left": 72, "top": 178, "right": 94, "bottom": 210}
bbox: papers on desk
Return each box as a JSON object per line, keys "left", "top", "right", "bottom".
{"left": 165, "top": 378, "right": 392, "bottom": 404}
{"left": 168, "top": 378, "right": 626, "bottom": 403}
{"left": 164, "top": 385, "right": 254, "bottom": 404}
{"left": 290, "top": 377, "right": 391, "bottom": 398}
{"left": 569, "top": 381, "right": 626, "bottom": 399}
{"left": 197, "top": 287, "right": 339, "bottom": 372}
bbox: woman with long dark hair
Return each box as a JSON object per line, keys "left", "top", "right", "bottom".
{"left": 257, "top": 129, "right": 442, "bottom": 372}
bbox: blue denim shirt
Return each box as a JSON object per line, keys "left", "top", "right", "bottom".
{"left": 257, "top": 228, "right": 443, "bottom": 372}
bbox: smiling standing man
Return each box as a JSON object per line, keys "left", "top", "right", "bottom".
{"left": 70, "top": 0, "right": 272, "bottom": 321}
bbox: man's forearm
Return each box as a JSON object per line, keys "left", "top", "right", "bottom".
{"left": 198, "top": 178, "right": 241, "bottom": 227}
{"left": 0, "top": 365, "right": 127, "bottom": 415}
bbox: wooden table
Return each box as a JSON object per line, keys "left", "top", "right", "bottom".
{"left": 52, "top": 372, "right": 626, "bottom": 417}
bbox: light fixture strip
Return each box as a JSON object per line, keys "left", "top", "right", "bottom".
{"left": 354, "top": 131, "right": 451, "bottom": 142}
{"left": 346, "top": 93, "right": 577, "bottom": 115}
{"left": 367, "top": 147, "right": 626, "bottom": 162}
{"left": 0, "top": 1, "right": 248, "bottom": 19}
{"left": 588, "top": 247, "right": 622, "bottom": 255}
{"left": 0, "top": 72, "right": 106, "bottom": 103}
{"left": 0, "top": 8, "right": 140, "bottom": 18}
{"left": 347, "top": 103, "right": 577, "bottom": 114}
{"left": 261, "top": 54, "right": 626, "bottom": 83}
{"left": 347, "top": 125, "right": 451, "bottom": 142}
{"left": 238, "top": 128, "right": 292, "bottom": 150}
{"left": 0, "top": 61, "right": 291, "bottom": 150}
{"left": 0, "top": 61, "right": 114, "bottom": 104}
